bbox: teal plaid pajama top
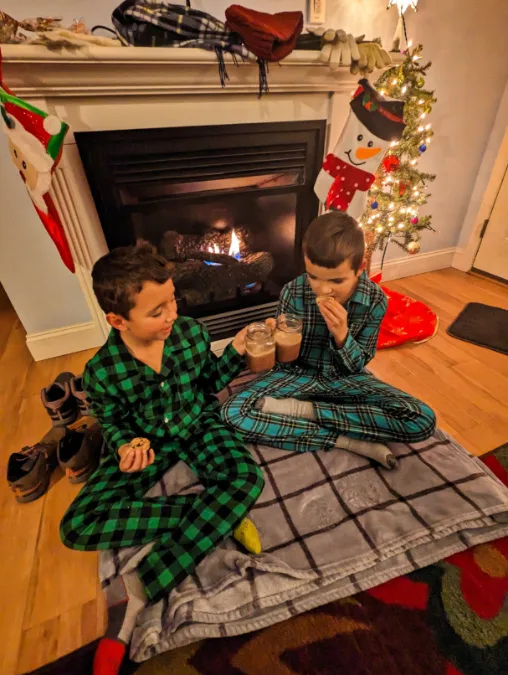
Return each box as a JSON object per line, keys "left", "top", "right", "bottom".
{"left": 277, "top": 271, "right": 388, "bottom": 375}
{"left": 83, "top": 316, "right": 245, "bottom": 454}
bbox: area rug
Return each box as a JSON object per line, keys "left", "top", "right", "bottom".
{"left": 26, "top": 444, "right": 508, "bottom": 675}
{"left": 447, "top": 302, "right": 508, "bottom": 355}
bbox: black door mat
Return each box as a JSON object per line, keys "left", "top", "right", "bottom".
{"left": 447, "top": 302, "right": 508, "bottom": 355}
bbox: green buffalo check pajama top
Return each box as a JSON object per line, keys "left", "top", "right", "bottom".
{"left": 60, "top": 317, "right": 264, "bottom": 603}
{"left": 221, "top": 273, "right": 436, "bottom": 451}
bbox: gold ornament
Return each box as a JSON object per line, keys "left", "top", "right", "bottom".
{"left": 406, "top": 240, "right": 421, "bottom": 254}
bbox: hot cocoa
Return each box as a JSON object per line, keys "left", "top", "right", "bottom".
{"left": 275, "top": 314, "right": 303, "bottom": 363}
{"left": 275, "top": 330, "right": 302, "bottom": 363}
{"left": 245, "top": 323, "right": 276, "bottom": 373}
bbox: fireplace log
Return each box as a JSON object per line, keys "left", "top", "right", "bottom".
{"left": 169, "top": 251, "right": 274, "bottom": 306}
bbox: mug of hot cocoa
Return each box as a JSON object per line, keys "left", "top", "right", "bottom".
{"left": 245, "top": 323, "right": 276, "bottom": 373}
{"left": 275, "top": 314, "right": 303, "bottom": 363}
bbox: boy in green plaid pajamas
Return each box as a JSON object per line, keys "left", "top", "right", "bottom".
{"left": 60, "top": 244, "right": 264, "bottom": 675}
{"left": 221, "top": 212, "right": 436, "bottom": 469}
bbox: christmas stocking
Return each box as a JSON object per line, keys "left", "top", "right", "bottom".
{"left": 314, "top": 79, "right": 406, "bottom": 220}
{"left": 0, "top": 48, "right": 74, "bottom": 272}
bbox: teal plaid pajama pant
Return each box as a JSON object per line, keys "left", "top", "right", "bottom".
{"left": 60, "top": 415, "right": 264, "bottom": 603}
{"left": 221, "top": 369, "right": 436, "bottom": 452}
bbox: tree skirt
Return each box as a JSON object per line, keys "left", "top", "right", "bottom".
{"left": 371, "top": 272, "right": 439, "bottom": 349}
{"left": 27, "top": 444, "right": 508, "bottom": 675}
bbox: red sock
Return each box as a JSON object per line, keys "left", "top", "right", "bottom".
{"left": 93, "top": 637, "right": 126, "bottom": 675}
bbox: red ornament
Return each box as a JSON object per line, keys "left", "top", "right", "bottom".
{"left": 411, "top": 216, "right": 419, "bottom": 225}
{"left": 382, "top": 155, "right": 400, "bottom": 173}
{"left": 398, "top": 181, "right": 410, "bottom": 196}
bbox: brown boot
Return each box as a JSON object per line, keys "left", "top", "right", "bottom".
{"left": 70, "top": 375, "right": 90, "bottom": 418}
{"left": 58, "top": 423, "right": 103, "bottom": 484}
{"left": 7, "top": 428, "right": 66, "bottom": 503}
{"left": 41, "top": 372, "right": 78, "bottom": 427}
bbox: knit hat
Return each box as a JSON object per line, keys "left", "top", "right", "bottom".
{"left": 225, "top": 5, "right": 303, "bottom": 62}
{"left": 350, "top": 79, "right": 406, "bottom": 142}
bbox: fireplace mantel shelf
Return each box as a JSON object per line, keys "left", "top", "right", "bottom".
{"left": 1, "top": 44, "right": 402, "bottom": 98}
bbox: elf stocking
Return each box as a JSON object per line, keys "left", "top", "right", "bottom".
{"left": 0, "top": 48, "right": 74, "bottom": 272}
{"left": 314, "top": 79, "right": 406, "bottom": 220}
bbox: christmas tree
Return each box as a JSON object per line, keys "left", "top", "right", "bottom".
{"left": 360, "top": 43, "right": 436, "bottom": 266}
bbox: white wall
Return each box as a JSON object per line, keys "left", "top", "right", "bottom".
{"left": 1, "top": 0, "right": 508, "bottom": 334}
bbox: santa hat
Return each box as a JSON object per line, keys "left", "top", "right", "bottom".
{"left": 350, "top": 79, "right": 406, "bottom": 142}
{"left": 1, "top": 101, "right": 67, "bottom": 171}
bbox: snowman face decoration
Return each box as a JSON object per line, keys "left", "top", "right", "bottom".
{"left": 336, "top": 115, "right": 390, "bottom": 174}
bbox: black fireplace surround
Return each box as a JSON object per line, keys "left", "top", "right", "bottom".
{"left": 76, "top": 120, "right": 325, "bottom": 340}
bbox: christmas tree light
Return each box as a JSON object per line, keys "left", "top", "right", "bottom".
{"left": 360, "top": 43, "right": 436, "bottom": 265}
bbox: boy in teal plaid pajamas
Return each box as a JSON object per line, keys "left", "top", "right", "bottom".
{"left": 60, "top": 244, "right": 264, "bottom": 675}
{"left": 221, "top": 212, "right": 436, "bottom": 469}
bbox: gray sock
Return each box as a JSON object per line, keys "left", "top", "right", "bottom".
{"left": 336, "top": 436, "right": 399, "bottom": 470}
{"left": 105, "top": 570, "right": 148, "bottom": 644}
{"left": 258, "top": 397, "right": 316, "bottom": 420}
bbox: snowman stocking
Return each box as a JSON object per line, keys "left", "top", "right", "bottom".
{"left": 314, "top": 79, "right": 406, "bottom": 220}
{"left": 0, "top": 48, "right": 74, "bottom": 273}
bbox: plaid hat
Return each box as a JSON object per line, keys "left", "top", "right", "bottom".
{"left": 112, "top": 0, "right": 250, "bottom": 85}
{"left": 225, "top": 5, "right": 303, "bottom": 62}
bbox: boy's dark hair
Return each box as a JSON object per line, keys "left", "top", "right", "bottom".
{"left": 303, "top": 212, "right": 365, "bottom": 271}
{"left": 92, "top": 243, "right": 172, "bottom": 317}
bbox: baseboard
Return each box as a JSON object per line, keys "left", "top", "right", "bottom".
{"left": 26, "top": 321, "right": 104, "bottom": 361}
{"left": 370, "top": 247, "right": 457, "bottom": 281}
{"left": 451, "top": 247, "right": 473, "bottom": 272}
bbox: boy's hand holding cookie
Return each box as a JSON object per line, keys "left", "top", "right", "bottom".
{"left": 118, "top": 437, "right": 155, "bottom": 473}
{"left": 318, "top": 298, "right": 349, "bottom": 348}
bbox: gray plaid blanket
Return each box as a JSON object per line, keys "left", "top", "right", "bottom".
{"left": 99, "top": 430, "right": 508, "bottom": 662}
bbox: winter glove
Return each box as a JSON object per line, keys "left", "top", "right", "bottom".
{"left": 307, "top": 27, "right": 391, "bottom": 75}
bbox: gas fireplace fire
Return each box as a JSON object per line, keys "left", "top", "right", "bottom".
{"left": 161, "top": 227, "right": 274, "bottom": 306}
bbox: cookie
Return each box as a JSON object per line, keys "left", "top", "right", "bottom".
{"left": 131, "top": 437, "right": 150, "bottom": 452}
{"left": 316, "top": 295, "right": 333, "bottom": 305}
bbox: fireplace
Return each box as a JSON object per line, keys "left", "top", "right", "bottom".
{"left": 76, "top": 121, "right": 325, "bottom": 339}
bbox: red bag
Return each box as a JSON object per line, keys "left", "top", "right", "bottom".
{"left": 371, "top": 272, "right": 438, "bottom": 349}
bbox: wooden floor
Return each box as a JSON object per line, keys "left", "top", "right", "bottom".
{"left": 1, "top": 268, "right": 507, "bottom": 674}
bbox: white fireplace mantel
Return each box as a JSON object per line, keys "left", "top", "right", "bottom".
{"left": 1, "top": 45, "right": 400, "bottom": 360}
{"left": 1, "top": 45, "right": 401, "bottom": 98}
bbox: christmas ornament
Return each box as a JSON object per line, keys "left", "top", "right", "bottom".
{"left": 0, "top": 48, "right": 74, "bottom": 272}
{"left": 411, "top": 216, "right": 419, "bottom": 224}
{"left": 418, "top": 144, "right": 427, "bottom": 153}
{"left": 371, "top": 200, "right": 379, "bottom": 209}
{"left": 416, "top": 77, "right": 424, "bottom": 88}
{"left": 406, "top": 240, "right": 421, "bottom": 254}
{"left": 370, "top": 271, "right": 438, "bottom": 349}
{"left": 314, "top": 79, "right": 406, "bottom": 219}
{"left": 399, "top": 180, "right": 410, "bottom": 196}
{"left": 383, "top": 155, "right": 400, "bottom": 173}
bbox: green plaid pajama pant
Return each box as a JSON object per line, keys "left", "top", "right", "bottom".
{"left": 60, "top": 415, "right": 264, "bottom": 603}
{"left": 221, "top": 369, "right": 436, "bottom": 452}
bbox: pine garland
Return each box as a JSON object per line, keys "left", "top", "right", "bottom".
{"left": 360, "top": 44, "right": 437, "bottom": 255}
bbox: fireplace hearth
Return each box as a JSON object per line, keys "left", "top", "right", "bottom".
{"left": 76, "top": 121, "right": 325, "bottom": 339}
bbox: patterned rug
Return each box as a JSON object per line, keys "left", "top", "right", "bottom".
{"left": 27, "top": 444, "right": 508, "bottom": 675}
